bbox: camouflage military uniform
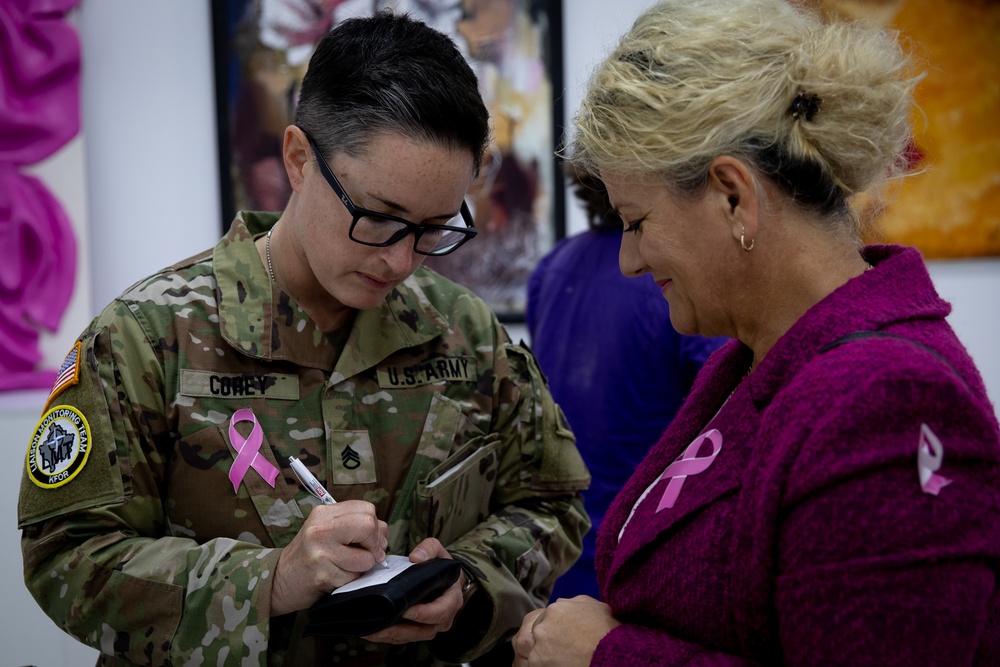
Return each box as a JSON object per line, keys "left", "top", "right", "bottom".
{"left": 18, "top": 212, "right": 591, "bottom": 666}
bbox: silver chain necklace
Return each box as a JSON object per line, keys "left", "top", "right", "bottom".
{"left": 265, "top": 228, "right": 276, "bottom": 283}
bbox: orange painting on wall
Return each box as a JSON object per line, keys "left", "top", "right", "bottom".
{"left": 811, "top": 0, "right": 1000, "bottom": 258}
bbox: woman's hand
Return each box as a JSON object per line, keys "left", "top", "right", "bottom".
{"left": 513, "top": 596, "right": 620, "bottom": 667}
{"left": 362, "top": 537, "right": 466, "bottom": 644}
{"left": 270, "top": 500, "right": 388, "bottom": 616}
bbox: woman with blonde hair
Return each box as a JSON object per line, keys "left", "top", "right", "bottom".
{"left": 513, "top": 0, "right": 1000, "bottom": 664}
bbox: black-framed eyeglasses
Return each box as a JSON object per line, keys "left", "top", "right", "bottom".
{"left": 303, "top": 130, "right": 477, "bottom": 256}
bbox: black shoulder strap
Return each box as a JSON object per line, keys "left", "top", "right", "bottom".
{"left": 820, "top": 330, "right": 967, "bottom": 388}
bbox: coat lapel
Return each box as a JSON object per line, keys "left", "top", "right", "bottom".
{"left": 609, "top": 392, "right": 756, "bottom": 574}
{"left": 597, "top": 341, "right": 754, "bottom": 588}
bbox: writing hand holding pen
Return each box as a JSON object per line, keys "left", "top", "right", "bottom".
{"left": 270, "top": 498, "right": 390, "bottom": 615}
{"left": 289, "top": 456, "right": 389, "bottom": 569}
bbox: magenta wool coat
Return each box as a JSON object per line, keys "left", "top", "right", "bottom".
{"left": 594, "top": 245, "right": 1000, "bottom": 666}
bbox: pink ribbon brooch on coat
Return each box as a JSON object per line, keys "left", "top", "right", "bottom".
{"left": 656, "top": 428, "right": 723, "bottom": 511}
{"left": 918, "top": 423, "right": 951, "bottom": 496}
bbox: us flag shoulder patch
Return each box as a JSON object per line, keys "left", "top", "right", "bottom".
{"left": 44, "top": 342, "right": 82, "bottom": 411}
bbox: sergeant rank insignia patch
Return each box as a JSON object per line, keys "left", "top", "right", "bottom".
{"left": 27, "top": 405, "right": 92, "bottom": 489}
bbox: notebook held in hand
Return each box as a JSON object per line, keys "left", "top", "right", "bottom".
{"left": 304, "top": 558, "right": 462, "bottom": 637}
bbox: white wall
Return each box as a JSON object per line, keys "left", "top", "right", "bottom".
{"left": 1, "top": 2, "right": 220, "bottom": 663}
{"left": 2, "top": 1, "right": 998, "bottom": 663}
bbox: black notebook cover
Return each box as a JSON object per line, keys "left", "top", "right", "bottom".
{"left": 304, "top": 558, "right": 462, "bottom": 637}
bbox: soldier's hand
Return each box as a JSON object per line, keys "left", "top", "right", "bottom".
{"left": 361, "top": 537, "right": 464, "bottom": 645}
{"left": 270, "top": 500, "right": 388, "bottom": 616}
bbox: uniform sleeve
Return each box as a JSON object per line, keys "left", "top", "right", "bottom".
{"left": 434, "top": 340, "right": 592, "bottom": 663}
{"left": 18, "top": 302, "right": 281, "bottom": 666}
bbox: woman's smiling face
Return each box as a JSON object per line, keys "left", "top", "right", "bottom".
{"left": 603, "top": 171, "right": 734, "bottom": 337}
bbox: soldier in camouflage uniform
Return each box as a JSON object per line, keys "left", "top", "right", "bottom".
{"left": 18, "top": 13, "right": 590, "bottom": 666}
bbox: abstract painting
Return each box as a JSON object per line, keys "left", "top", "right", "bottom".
{"left": 213, "top": 0, "right": 566, "bottom": 319}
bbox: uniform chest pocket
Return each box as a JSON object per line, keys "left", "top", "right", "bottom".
{"left": 167, "top": 417, "right": 303, "bottom": 547}
{"left": 412, "top": 433, "right": 501, "bottom": 548}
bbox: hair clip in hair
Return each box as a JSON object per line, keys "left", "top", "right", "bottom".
{"left": 790, "top": 90, "right": 822, "bottom": 122}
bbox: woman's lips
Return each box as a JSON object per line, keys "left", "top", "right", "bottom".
{"left": 655, "top": 278, "right": 672, "bottom": 295}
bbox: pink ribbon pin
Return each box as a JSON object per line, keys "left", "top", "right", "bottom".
{"left": 918, "top": 423, "right": 951, "bottom": 496}
{"left": 656, "top": 428, "right": 723, "bottom": 512}
{"left": 228, "top": 409, "right": 279, "bottom": 493}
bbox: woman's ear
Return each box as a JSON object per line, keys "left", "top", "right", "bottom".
{"left": 708, "top": 156, "right": 758, "bottom": 248}
{"left": 282, "top": 125, "right": 310, "bottom": 192}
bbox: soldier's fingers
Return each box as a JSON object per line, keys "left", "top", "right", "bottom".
{"left": 318, "top": 545, "right": 386, "bottom": 590}
{"left": 307, "top": 509, "right": 382, "bottom": 549}
{"left": 342, "top": 516, "right": 386, "bottom": 557}
{"left": 362, "top": 619, "right": 439, "bottom": 645}
{"left": 362, "top": 577, "right": 463, "bottom": 644}
{"left": 308, "top": 499, "right": 377, "bottom": 520}
{"left": 401, "top": 579, "right": 462, "bottom": 626}
{"left": 408, "top": 537, "right": 448, "bottom": 562}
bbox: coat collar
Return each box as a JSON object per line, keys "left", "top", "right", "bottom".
{"left": 744, "top": 245, "right": 950, "bottom": 410}
{"left": 215, "top": 212, "right": 449, "bottom": 374}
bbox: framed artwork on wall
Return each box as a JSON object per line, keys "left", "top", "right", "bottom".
{"left": 808, "top": 0, "right": 1000, "bottom": 259}
{"left": 212, "top": 0, "right": 566, "bottom": 321}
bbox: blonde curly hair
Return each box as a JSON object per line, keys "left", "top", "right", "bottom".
{"left": 571, "top": 0, "right": 921, "bottom": 238}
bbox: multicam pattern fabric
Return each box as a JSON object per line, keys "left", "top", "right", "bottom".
{"left": 18, "top": 212, "right": 591, "bottom": 666}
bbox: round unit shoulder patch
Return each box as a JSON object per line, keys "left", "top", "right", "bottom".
{"left": 26, "top": 405, "right": 92, "bottom": 489}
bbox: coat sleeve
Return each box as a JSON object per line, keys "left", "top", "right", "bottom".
{"left": 763, "top": 365, "right": 1000, "bottom": 666}
{"left": 433, "top": 339, "right": 592, "bottom": 663}
{"left": 593, "top": 347, "right": 1000, "bottom": 666}
{"left": 593, "top": 624, "right": 759, "bottom": 666}
{"left": 18, "top": 302, "right": 281, "bottom": 666}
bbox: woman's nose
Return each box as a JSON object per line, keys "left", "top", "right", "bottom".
{"left": 380, "top": 234, "right": 421, "bottom": 275}
{"left": 619, "top": 235, "right": 645, "bottom": 277}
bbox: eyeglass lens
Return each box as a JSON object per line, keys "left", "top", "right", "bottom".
{"left": 351, "top": 214, "right": 471, "bottom": 255}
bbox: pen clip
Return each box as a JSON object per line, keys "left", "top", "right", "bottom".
{"left": 290, "top": 464, "right": 312, "bottom": 496}
{"left": 289, "top": 456, "right": 336, "bottom": 504}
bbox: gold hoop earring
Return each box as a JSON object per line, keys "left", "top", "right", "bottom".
{"left": 740, "top": 227, "right": 754, "bottom": 252}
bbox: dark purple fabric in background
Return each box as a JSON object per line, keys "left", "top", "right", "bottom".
{"left": 594, "top": 245, "right": 1000, "bottom": 666}
{"left": 527, "top": 229, "right": 727, "bottom": 600}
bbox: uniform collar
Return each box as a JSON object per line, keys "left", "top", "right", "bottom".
{"left": 215, "top": 212, "right": 449, "bottom": 373}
